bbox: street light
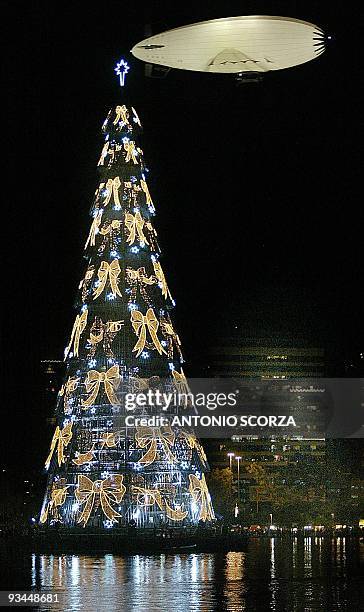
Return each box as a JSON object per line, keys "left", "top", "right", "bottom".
{"left": 235, "top": 456, "right": 241, "bottom": 506}
{"left": 227, "top": 452, "right": 235, "bottom": 470}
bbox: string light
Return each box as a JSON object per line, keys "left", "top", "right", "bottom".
{"left": 39, "top": 101, "right": 215, "bottom": 530}
{"left": 191, "top": 501, "right": 198, "bottom": 515}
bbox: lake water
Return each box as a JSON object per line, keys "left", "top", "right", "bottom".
{"left": 0, "top": 537, "right": 362, "bottom": 611}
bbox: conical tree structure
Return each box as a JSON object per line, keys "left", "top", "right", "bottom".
{"left": 40, "top": 103, "right": 215, "bottom": 529}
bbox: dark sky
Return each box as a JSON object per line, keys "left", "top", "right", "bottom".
{"left": 3, "top": 1, "right": 363, "bottom": 467}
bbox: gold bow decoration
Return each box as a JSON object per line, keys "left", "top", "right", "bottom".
{"left": 131, "top": 486, "right": 187, "bottom": 521}
{"left": 94, "top": 181, "right": 105, "bottom": 205}
{"left": 59, "top": 376, "right": 79, "bottom": 414}
{"left": 64, "top": 309, "right": 88, "bottom": 360}
{"left": 75, "top": 474, "right": 126, "bottom": 527}
{"left": 40, "top": 483, "right": 69, "bottom": 524}
{"left": 60, "top": 377, "right": 79, "bottom": 397}
{"left": 45, "top": 422, "right": 73, "bottom": 469}
{"left": 72, "top": 445, "right": 95, "bottom": 466}
{"left": 125, "top": 211, "right": 148, "bottom": 246}
{"left": 82, "top": 365, "right": 121, "bottom": 408}
{"left": 93, "top": 259, "right": 122, "bottom": 299}
{"left": 124, "top": 140, "right": 139, "bottom": 164}
{"left": 160, "top": 319, "right": 179, "bottom": 340}
{"left": 84, "top": 210, "right": 103, "bottom": 249}
{"left": 140, "top": 179, "right": 155, "bottom": 213}
{"left": 131, "top": 308, "right": 167, "bottom": 357}
{"left": 153, "top": 261, "right": 172, "bottom": 301}
{"left": 160, "top": 317, "right": 183, "bottom": 361}
{"left": 131, "top": 106, "right": 141, "bottom": 126}
{"left": 135, "top": 425, "right": 177, "bottom": 467}
{"left": 103, "top": 177, "right": 122, "bottom": 207}
{"left": 102, "top": 109, "right": 112, "bottom": 132}
{"left": 189, "top": 474, "right": 215, "bottom": 522}
{"left": 172, "top": 368, "right": 190, "bottom": 396}
{"left": 98, "top": 142, "right": 109, "bottom": 166}
{"left": 113, "top": 105, "right": 129, "bottom": 126}
{"left": 144, "top": 221, "right": 158, "bottom": 251}
{"left": 79, "top": 265, "right": 95, "bottom": 302}
{"left": 180, "top": 430, "right": 207, "bottom": 463}
{"left": 87, "top": 317, "right": 124, "bottom": 358}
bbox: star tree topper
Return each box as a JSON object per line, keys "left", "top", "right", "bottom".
{"left": 114, "top": 58, "right": 130, "bottom": 87}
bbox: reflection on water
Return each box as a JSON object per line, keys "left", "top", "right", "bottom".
{"left": 1, "top": 537, "right": 363, "bottom": 611}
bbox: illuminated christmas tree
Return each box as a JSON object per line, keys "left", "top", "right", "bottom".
{"left": 39, "top": 61, "right": 214, "bottom": 530}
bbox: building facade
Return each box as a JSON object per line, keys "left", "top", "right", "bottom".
{"left": 205, "top": 336, "right": 327, "bottom": 524}
{"left": 207, "top": 336, "right": 325, "bottom": 378}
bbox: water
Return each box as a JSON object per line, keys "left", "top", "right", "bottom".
{"left": 0, "top": 537, "right": 362, "bottom": 611}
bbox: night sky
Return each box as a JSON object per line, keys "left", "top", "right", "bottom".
{"left": 3, "top": 1, "right": 363, "bottom": 469}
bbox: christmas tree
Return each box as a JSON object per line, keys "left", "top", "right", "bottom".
{"left": 39, "top": 62, "right": 214, "bottom": 530}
